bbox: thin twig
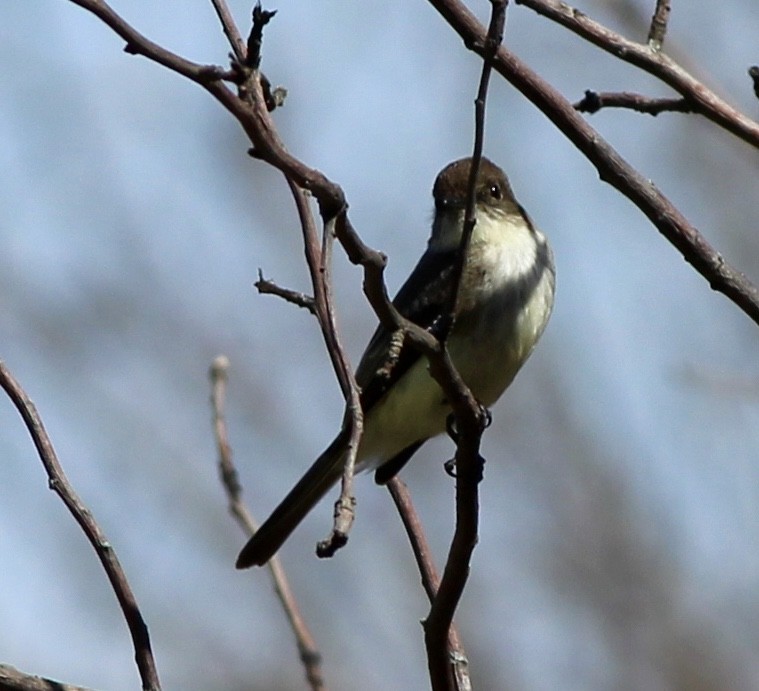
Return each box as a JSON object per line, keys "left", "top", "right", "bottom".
{"left": 647, "top": 0, "right": 671, "bottom": 51}
{"left": 423, "top": 3, "right": 507, "bottom": 689}
{"left": 514, "top": 0, "right": 759, "bottom": 149}
{"left": 209, "top": 0, "right": 246, "bottom": 62}
{"left": 387, "top": 479, "right": 471, "bottom": 691}
{"left": 315, "top": 214, "right": 360, "bottom": 558}
{"left": 209, "top": 357, "right": 326, "bottom": 691}
{"left": 428, "top": 0, "right": 759, "bottom": 328}
{"left": 255, "top": 270, "right": 316, "bottom": 314}
{"left": 280, "top": 174, "right": 362, "bottom": 558}
{"left": 574, "top": 90, "right": 694, "bottom": 116}
{"left": 0, "top": 362, "right": 161, "bottom": 691}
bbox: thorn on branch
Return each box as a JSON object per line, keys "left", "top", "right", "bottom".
{"left": 749, "top": 66, "right": 759, "bottom": 100}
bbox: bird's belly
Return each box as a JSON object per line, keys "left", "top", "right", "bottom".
{"left": 358, "top": 267, "right": 553, "bottom": 469}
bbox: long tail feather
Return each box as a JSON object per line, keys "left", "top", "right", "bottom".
{"left": 236, "top": 436, "right": 346, "bottom": 568}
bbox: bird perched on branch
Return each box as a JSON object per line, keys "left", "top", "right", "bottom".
{"left": 237, "top": 156, "right": 555, "bottom": 568}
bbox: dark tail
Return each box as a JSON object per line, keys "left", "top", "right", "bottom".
{"left": 236, "top": 436, "right": 346, "bottom": 568}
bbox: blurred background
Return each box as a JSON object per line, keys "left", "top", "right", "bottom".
{"left": 2, "top": 1, "right": 759, "bottom": 689}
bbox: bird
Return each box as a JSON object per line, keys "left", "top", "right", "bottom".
{"left": 236, "top": 156, "right": 555, "bottom": 568}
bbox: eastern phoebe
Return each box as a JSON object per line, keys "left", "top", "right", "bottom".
{"left": 237, "top": 157, "right": 555, "bottom": 568}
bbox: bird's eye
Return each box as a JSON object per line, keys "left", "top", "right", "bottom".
{"left": 489, "top": 183, "right": 502, "bottom": 200}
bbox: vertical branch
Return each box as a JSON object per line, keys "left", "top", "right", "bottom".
{"left": 387, "top": 479, "right": 471, "bottom": 691}
{"left": 647, "top": 0, "right": 671, "bottom": 51}
{"left": 0, "top": 362, "right": 162, "bottom": 691}
{"left": 282, "top": 177, "right": 362, "bottom": 556}
{"left": 423, "top": 3, "right": 507, "bottom": 689}
{"left": 209, "top": 357, "right": 326, "bottom": 691}
{"left": 449, "top": 0, "right": 507, "bottom": 318}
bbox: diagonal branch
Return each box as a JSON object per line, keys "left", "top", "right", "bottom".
{"left": 209, "top": 357, "right": 325, "bottom": 691}
{"left": 0, "top": 362, "right": 161, "bottom": 691}
{"left": 427, "top": 0, "right": 759, "bottom": 328}
{"left": 209, "top": 0, "right": 246, "bottom": 62}
{"left": 515, "top": 0, "right": 759, "bottom": 149}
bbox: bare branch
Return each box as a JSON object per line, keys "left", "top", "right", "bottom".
{"left": 574, "top": 90, "right": 694, "bottom": 116}
{"left": 428, "top": 0, "right": 759, "bottom": 328}
{"left": 245, "top": 3, "right": 277, "bottom": 69}
{"left": 209, "top": 0, "right": 246, "bottom": 62}
{"left": 422, "top": 3, "right": 506, "bottom": 689}
{"left": 314, "top": 215, "right": 360, "bottom": 558}
{"left": 209, "top": 357, "right": 326, "bottom": 691}
{"left": 515, "top": 0, "right": 759, "bottom": 149}
{"left": 387, "top": 479, "right": 471, "bottom": 691}
{"left": 0, "top": 362, "right": 161, "bottom": 691}
{"left": 255, "top": 271, "right": 316, "bottom": 314}
{"left": 0, "top": 664, "right": 94, "bottom": 691}
{"left": 647, "top": 0, "right": 671, "bottom": 51}
{"left": 748, "top": 66, "right": 759, "bottom": 100}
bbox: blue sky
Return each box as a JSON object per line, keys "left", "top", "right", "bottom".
{"left": 2, "top": 2, "right": 759, "bottom": 689}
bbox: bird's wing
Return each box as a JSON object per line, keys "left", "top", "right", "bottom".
{"left": 355, "top": 248, "right": 457, "bottom": 414}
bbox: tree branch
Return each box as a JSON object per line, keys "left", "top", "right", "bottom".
{"left": 0, "top": 664, "right": 94, "bottom": 691}
{"left": 254, "top": 271, "right": 317, "bottom": 314}
{"left": 646, "top": 0, "right": 671, "bottom": 51}
{"left": 574, "top": 90, "right": 694, "bottom": 116}
{"left": 209, "top": 0, "right": 246, "bottom": 62}
{"left": 209, "top": 357, "right": 325, "bottom": 691}
{"left": 0, "top": 362, "right": 161, "bottom": 691}
{"left": 428, "top": 0, "right": 759, "bottom": 328}
{"left": 422, "top": 3, "right": 506, "bottom": 689}
{"left": 387, "top": 479, "right": 471, "bottom": 691}
{"left": 514, "top": 0, "right": 759, "bottom": 149}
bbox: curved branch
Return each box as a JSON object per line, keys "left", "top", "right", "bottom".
{"left": 0, "top": 363, "right": 161, "bottom": 691}
{"left": 209, "top": 358, "right": 325, "bottom": 691}
{"left": 428, "top": 0, "right": 759, "bottom": 328}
